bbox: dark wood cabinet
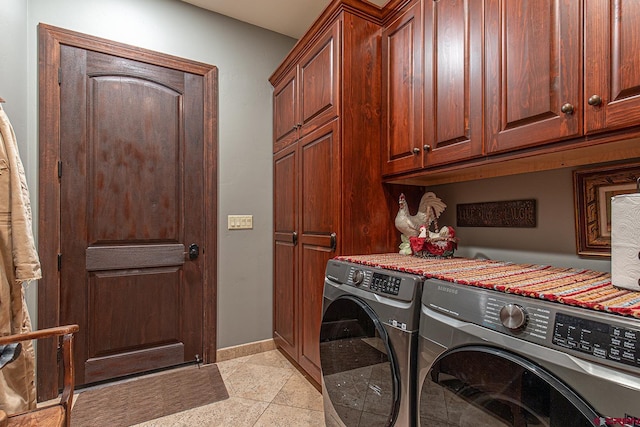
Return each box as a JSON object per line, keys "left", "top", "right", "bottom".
{"left": 297, "top": 121, "right": 341, "bottom": 378}
{"left": 382, "top": 0, "right": 483, "bottom": 177}
{"left": 423, "top": 0, "right": 484, "bottom": 165}
{"left": 273, "top": 146, "right": 298, "bottom": 358}
{"left": 585, "top": 0, "right": 640, "bottom": 134}
{"left": 273, "top": 21, "right": 339, "bottom": 154}
{"left": 271, "top": 5, "right": 397, "bottom": 384}
{"left": 273, "top": 68, "right": 298, "bottom": 153}
{"left": 382, "top": 0, "right": 640, "bottom": 186}
{"left": 484, "top": 0, "right": 582, "bottom": 154}
{"left": 382, "top": 1, "right": 423, "bottom": 176}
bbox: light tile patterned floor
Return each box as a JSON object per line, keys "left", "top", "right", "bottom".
{"left": 132, "top": 349, "right": 325, "bottom": 426}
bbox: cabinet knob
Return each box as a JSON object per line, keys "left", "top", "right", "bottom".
{"left": 412, "top": 147, "right": 421, "bottom": 154}
{"left": 588, "top": 95, "right": 602, "bottom": 106}
{"left": 560, "top": 103, "right": 575, "bottom": 114}
{"left": 423, "top": 144, "right": 431, "bottom": 152}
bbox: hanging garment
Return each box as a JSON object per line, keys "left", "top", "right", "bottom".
{"left": 0, "top": 105, "right": 39, "bottom": 414}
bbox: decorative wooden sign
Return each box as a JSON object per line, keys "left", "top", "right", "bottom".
{"left": 456, "top": 199, "right": 537, "bottom": 228}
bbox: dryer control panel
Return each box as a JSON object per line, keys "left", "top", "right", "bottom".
{"left": 553, "top": 313, "right": 640, "bottom": 369}
{"left": 324, "top": 260, "right": 423, "bottom": 303}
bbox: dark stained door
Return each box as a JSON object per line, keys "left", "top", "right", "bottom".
{"left": 297, "top": 119, "right": 340, "bottom": 382}
{"left": 484, "top": 0, "right": 582, "bottom": 153}
{"left": 58, "top": 46, "right": 206, "bottom": 385}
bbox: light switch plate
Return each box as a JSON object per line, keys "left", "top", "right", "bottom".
{"left": 228, "top": 214, "right": 253, "bottom": 230}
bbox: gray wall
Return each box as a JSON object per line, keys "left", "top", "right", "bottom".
{"left": 2, "top": 0, "right": 296, "bottom": 349}
{"left": 428, "top": 168, "right": 611, "bottom": 272}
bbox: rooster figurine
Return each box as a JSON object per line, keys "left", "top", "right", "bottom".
{"left": 394, "top": 192, "right": 447, "bottom": 237}
{"left": 396, "top": 192, "right": 458, "bottom": 257}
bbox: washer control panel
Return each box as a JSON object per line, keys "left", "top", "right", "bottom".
{"left": 324, "top": 260, "right": 422, "bottom": 303}
{"left": 370, "top": 272, "right": 402, "bottom": 296}
{"left": 553, "top": 313, "right": 640, "bottom": 369}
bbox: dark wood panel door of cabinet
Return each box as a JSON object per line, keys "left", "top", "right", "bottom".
{"left": 382, "top": 1, "right": 423, "bottom": 176}
{"left": 485, "top": 0, "right": 582, "bottom": 154}
{"left": 423, "top": 0, "right": 484, "bottom": 166}
{"left": 273, "top": 146, "right": 298, "bottom": 358}
{"left": 585, "top": 0, "right": 640, "bottom": 133}
{"left": 297, "top": 120, "right": 340, "bottom": 382}
{"left": 273, "top": 68, "right": 298, "bottom": 153}
{"left": 273, "top": 21, "right": 340, "bottom": 154}
{"left": 299, "top": 21, "right": 341, "bottom": 139}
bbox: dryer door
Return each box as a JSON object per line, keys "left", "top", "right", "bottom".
{"left": 320, "top": 295, "right": 399, "bottom": 427}
{"left": 419, "top": 346, "right": 600, "bottom": 427}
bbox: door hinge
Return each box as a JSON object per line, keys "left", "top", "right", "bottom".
{"left": 58, "top": 161, "right": 62, "bottom": 179}
{"left": 58, "top": 68, "right": 62, "bottom": 85}
{"left": 57, "top": 254, "right": 62, "bottom": 271}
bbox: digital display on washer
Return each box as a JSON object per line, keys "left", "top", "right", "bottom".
{"left": 553, "top": 313, "right": 640, "bottom": 369}
{"left": 370, "top": 272, "right": 401, "bottom": 296}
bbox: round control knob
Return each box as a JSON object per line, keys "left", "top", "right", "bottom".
{"left": 352, "top": 270, "right": 364, "bottom": 286}
{"left": 499, "top": 304, "right": 528, "bottom": 331}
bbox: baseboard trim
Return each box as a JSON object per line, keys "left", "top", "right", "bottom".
{"left": 215, "top": 338, "right": 277, "bottom": 362}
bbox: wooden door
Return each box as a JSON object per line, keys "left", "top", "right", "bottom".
{"left": 38, "top": 25, "right": 217, "bottom": 396}
{"left": 382, "top": 1, "right": 424, "bottom": 176}
{"left": 273, "top": 67, "right": 298, "bottom": 153}
{"left": 273, "top": 145, "right": 298, "bottom": 358}
{"left": 423, "top": 0, "right": 484, "bottom": 166}
{"left": 298, "top": 20, "right": 340, "bottom": 140}
{"left": 297, "top": 120, "right": 340, "bottom": 384}
{"left": 485, "top": 0, "right": 581, "bottom": 153}
{"left": 585, "top": 0, "right": 640, "bottom": 133}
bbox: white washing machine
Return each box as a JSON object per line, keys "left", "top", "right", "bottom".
{"left": 417, "top": 278, "right": 640, "bottom": 427}
{"left": 320, "top": 259, "right": 425, "bottom": 426}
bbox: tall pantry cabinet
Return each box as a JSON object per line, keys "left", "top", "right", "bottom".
{"left": 270, "top": 3, "right": 397, "bottom": 384}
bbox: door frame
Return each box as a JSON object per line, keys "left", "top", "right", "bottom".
{"left": 37, "top": 23, "right": 218, "bottom": 401}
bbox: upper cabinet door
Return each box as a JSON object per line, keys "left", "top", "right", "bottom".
{"left": 382, "top": 1, "right": 424, "bottom": 176}
{"left": 585, "top": 0, "right": 640, "bottom": 134}
{"left": 423, "top": 0, "right": 484, "bottom": 166}
{"left": 298, "top": 20, "right": 341, "bottom": 139}
{"left": 273, "top": 67, "right": 298, "bottom": 153}
{"left": 485, "top": 0, "right": 582, "bottom": 154}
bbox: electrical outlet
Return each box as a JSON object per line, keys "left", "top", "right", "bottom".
{"left": 228, "top": 215, "right": 253, "bottom": 230}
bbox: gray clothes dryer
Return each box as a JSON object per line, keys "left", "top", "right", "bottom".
{"left": 320, "top": 259, "right": 425, "bottom": 427}
{"left": 417, "top": 278, "right": 640, "bottom": 427}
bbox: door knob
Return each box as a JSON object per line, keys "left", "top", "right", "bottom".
{"left": 188, "top": 243, "right": 200, "bottom": 260}
{"left": 588, "top": 95, "right": 602, "bottom": 106}
{"left": 412, "top": 147, "right": 421, "bottom": 154}
{"left": 561, "top": 103, "right": 574, "bottom": 114}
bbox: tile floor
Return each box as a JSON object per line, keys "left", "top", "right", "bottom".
{"left": 131, "top": 349, "right": 325, "bottom": 426}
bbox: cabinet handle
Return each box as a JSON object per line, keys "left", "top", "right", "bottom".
{"left": 330, "top": 232, "right": 337, "bottom": 252}
{"left": 588, "top": 95, "right": 602, "bottom": 106}
{"left": 292, "top": 231, "right": 298, "bottom": 246}
{"left": 423, "top": 144, "right": 431, "bottom": 152}
{"left": 412, "top": 147, "right": 421, "bottom": 154}
{"left": 560, "top": 103, "right": 575, "bottom": 114}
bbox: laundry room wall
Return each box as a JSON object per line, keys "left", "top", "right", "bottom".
{"left": 2, "top": 0, "right": 296, "bottom": 349}
{"left": 427, "top": 167, "right": 611, "bottom": 272}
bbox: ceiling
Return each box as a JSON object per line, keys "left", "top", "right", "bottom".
{"left": 181, "top": 0, "right": 389, "bottom": 39}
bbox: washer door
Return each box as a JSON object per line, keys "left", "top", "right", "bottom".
{"left": 420, "top": 346, "right": 599, "bottom": 427}
{"left": 320, "top": 295, "right": 399, "bottom": 426}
